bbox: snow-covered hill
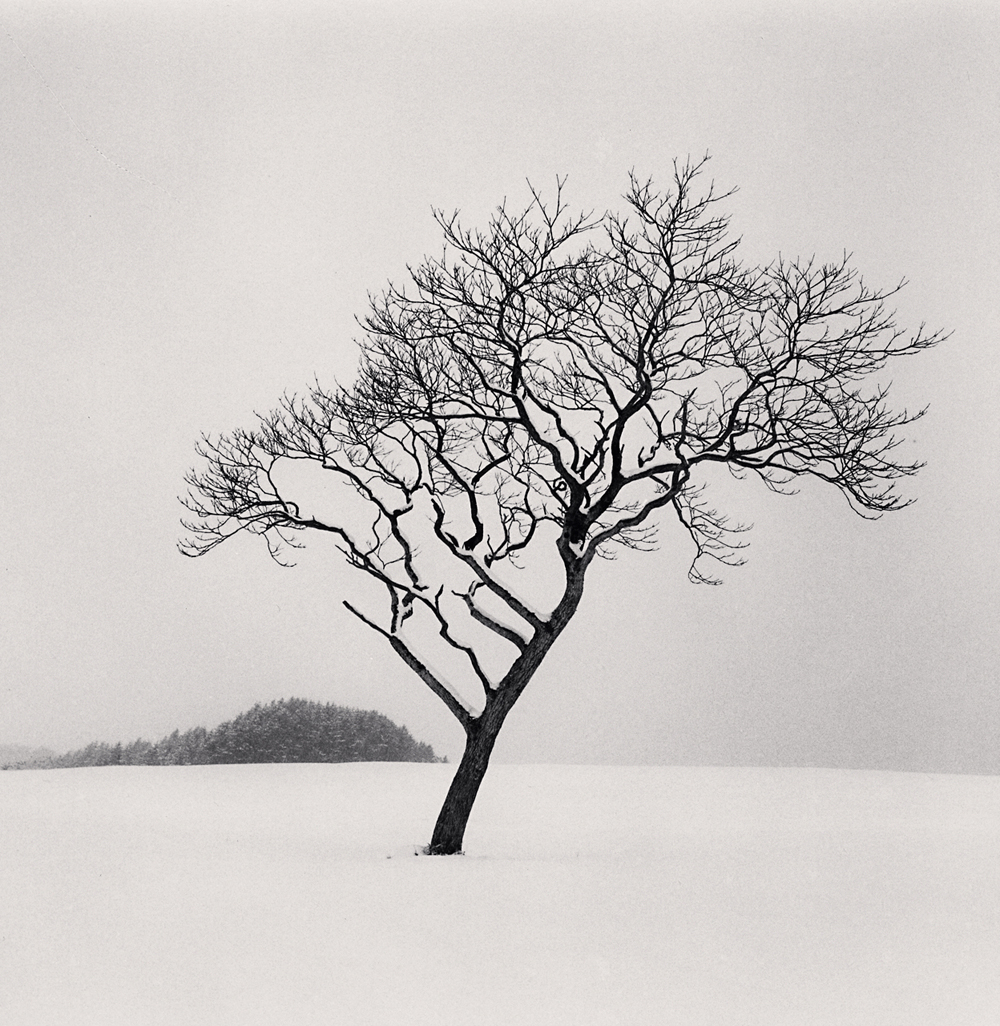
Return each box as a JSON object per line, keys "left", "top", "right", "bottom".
{"left": 3, "top": 763, "right": 998, "bottom": 1025}
{"left": 0, "top": 743, "right": 56, "bottom": 767}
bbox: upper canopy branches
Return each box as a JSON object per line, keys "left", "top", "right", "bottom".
{"left": 182, "top": 157, "right": 945, "bottom": 599}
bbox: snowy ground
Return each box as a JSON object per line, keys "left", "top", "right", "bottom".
{"left": 3, "top": 763, "right": 999, "bottom": 1026}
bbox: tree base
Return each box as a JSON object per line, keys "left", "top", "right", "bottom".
{"left": 421, "top": 842, "right": 464, "bottom": 856}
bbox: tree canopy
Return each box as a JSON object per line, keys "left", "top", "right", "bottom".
{"left": 181, "top": 158, "right": 944, "bottom": 852}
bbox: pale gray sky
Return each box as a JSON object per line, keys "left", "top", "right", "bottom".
{"left": 2, "top": 0, "right": 998, "bottom": 768}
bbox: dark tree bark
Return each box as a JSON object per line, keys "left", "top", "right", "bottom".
{"left": 429, "top": 566, "right": 585, "bottom": 853}
{"left": 180, "top": 158, "right": 944, "bottom": 853}
{"left": 428, "top": 702, "right": 508, "bottom": 855}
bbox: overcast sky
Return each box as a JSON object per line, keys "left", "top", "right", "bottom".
{"left": 2, "top": 0, "right": 998, "bottom": 768}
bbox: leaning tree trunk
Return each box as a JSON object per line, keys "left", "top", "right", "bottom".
{"left": 427, "top": 705, "right": 508, "bottom": 855}
{"left": 426, "top": 564, "right": 587, "bottom": 855}
{"left": 427, "top": 637, "right": 554, "bottom": 854}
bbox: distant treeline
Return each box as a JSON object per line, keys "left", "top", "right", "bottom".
{"left": 2, "top": 698, "right": 442, "bottom": 769}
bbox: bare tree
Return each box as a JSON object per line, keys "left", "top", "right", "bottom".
{"left": 181, "top": 157, "right": 944, "bottom": 854}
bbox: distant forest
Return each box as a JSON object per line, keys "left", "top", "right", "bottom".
{"left": 1, "top": 698, "right": 442, "bottom": 769}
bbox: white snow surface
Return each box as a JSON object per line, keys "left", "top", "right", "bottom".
{"left": 3, "top": 763, "right": 999, "bottom": 1025}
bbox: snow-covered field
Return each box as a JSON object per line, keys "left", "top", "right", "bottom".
{"left": 3, "top": 763, "right": 999, "bottom": 1025}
